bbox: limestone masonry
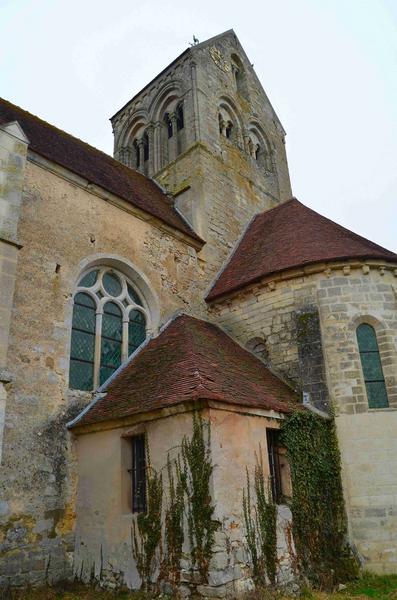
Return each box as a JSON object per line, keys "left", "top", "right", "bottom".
{"left": 0, "top": 30, "right": 396, "bottom": 595}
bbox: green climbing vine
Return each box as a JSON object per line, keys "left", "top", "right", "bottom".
{"left": 162, "top": 454, "right": 185, "bottom": 586}
{"left": 132, "top": 448, "right": 163, "bottom": 590}
{"left": 243, "top": 451, "right": 277, "bottom": 585}
{"left": 132, "top": 412, "right": 218, "bottom": 591}
{"left": 280, "top": 411, "right": 359, "bottom": 589}
{"left": 180, "top": 412, "right": 219, "bottom": 580}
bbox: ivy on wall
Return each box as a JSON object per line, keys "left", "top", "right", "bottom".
{"left": 243, "top": 452, "right": 277, "bottom": 585}
{"left": 180, "top": 412, "right": 219, "bottom": 580}
{"left": 280, "top": 411, "right": 359, "bottom": 589}
{"left": 132, "top": 412, "right": 218, "bottom": 591}
{"left": 132, "top": 449, "right": 163, "bottom": 590}
{"left": 161, "top": 454, "right": 184, "bottom": 586}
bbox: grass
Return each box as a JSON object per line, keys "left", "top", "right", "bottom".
{"left": 1, "top": 573, "right": 396, "bottom": 600}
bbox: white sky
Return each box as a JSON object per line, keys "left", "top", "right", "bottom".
{"left": 1, "top": 0, "right": 396, "bottom": 251}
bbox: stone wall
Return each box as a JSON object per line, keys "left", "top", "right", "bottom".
{"left": 0, "top": 122, "right": 28, "bottom": 469}
{"left": 0, "top": 155, "right": 207, "bottom": 587}
{"left": 209, "top": 261, "right": 397, "bottom": 571}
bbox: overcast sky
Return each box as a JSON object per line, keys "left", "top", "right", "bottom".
{"left": 1, "top": 0, "right": 396, "bottom": 251}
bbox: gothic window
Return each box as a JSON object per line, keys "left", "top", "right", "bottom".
{"left": 176, "top": 104, "right": 184, "bottom": 131}
{"left": 356, "top": 323, "right": 389, "bottom": 409}
{"left": 69, "top": 267, "right": 148, "bottom": 391}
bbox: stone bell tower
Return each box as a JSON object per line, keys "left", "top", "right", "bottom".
{"left": 111, "top": 30, "right": 292, "bottom": 276}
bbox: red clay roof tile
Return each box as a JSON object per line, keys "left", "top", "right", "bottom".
{"left": 207, "top": 198, "right": 397, "bottom": 301}
{"left": 72, "top": 314, "right": 298, "bottom": 428}
{"left": 0, "top": 98, "right": 202, "bottom": 243}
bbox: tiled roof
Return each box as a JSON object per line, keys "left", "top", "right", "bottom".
{"left": 207, "top": 198, "right": 397, "bottom": 301}
{"left": 71, "top": 314, "right": 298, "bottom": 428}
{"left": 0, "top": 98, "right": 202, "bottom": 243}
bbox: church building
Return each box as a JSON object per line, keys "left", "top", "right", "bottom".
{"left": 0, "top": 30, "right": 396, "bottom": 595}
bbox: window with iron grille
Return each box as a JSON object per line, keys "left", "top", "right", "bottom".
{"left": 356, "top": 323, "right": 389, "bottom": 409}
{"left": 267, "top": 429, "right": 283, "bottom": 504}
{"left": 130, "top": 435, "right": 147, "bottom": 513}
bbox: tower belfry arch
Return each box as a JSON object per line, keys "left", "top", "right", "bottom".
{"left": 111, "top": 30, "right": 292, "bottom": 276}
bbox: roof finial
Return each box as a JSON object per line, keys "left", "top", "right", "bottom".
{"left": 189, "top": 35, "right": 200, "bottom": 46}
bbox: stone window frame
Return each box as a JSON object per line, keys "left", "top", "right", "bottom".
{"left": 351, "top": 314, "right": 397, "bottom": 411}
{"left": 67, "top": 255, "right": 159, "bottom": 393}
{"left": 121, "top": 425, "right": 148, "bottom": 515}
{"left": 218, "top": 97, "right": 244, "bottom": 149}
{"left": 230, "top": 53, "right": 249, "bottom": 100}
{"left": 246, "top": 122, "right": 274, "bottom": 175}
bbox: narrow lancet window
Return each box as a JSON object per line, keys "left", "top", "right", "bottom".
{"left": 131, "top": 435, "right": 146, "bottom": 513}
{"left": 356, "top": 323, "right": 389, "bottom": 409}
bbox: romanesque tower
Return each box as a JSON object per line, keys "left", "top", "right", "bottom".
{"left": 111, "top": 30, "right": 292, "bottom": 276}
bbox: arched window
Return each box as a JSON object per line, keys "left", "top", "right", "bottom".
{"left": 69, "top": 267, "right": 148, "bottom": 391}
{"left": 356, "top": 323, "right": 389, "bottom": 409}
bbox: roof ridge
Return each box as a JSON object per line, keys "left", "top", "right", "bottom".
{"left": 0, "top": 98, "right": 177, "bottom": 205}
{"left": 0, "top": 97, "right": 114, "bottom": 161}
{"left": 299, "top": 201, "right": 397, "bottom": 255}
{"left": 207, "top": 196, "right": 397, "bottom": 302}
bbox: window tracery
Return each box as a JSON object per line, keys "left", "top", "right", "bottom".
{"left": 69, "top": 267, "right": 148, "bottom": 391}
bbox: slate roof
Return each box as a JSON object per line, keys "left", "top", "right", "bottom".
{"left": 71, "top": 314, "right": 298, "bottom": 428}
{"left": 0, "top": 98, "right": 202, "bottom": 243}
{"left": 207, "top": 198, "right": 397, "bottom": 301}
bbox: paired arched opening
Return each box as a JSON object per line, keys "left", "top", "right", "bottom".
{"left": 247, "top": 125, "right": 274, "bottom": 174}
{"left": 218, "top": 99, "right": 243, "bottom": 148}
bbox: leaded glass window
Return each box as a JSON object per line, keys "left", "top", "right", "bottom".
{"left": 69, "top": 267, "right": 148, "bottom": 391}
{"left": 356, "top": 323, "right": 389, "bottom": 409}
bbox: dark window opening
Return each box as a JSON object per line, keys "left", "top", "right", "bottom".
{"left": 143, "top": 133, "right": 149, "bottom": 162}
{"left": 225, "top": 121, "right": 233, "bottom": 139}
{"left": 176, "top": 104, "right": 184, "bottom": 131}
{"left": 133, "top": 139, "right": 140, "bottom": 168}
{"left": 267, "top": 429, "right": 282, "bottom": 503}
{"left": 165, "top": 113, "right": 173, "bottom": 138}
{"left": 130, "top": 435, "right": 146, "bottom": 513}
{"left": 357, "top": 323, "right": 389, "bottom": 409}
{"left": 267, "top": 429, "right": 291, "bottom": 504}
{"left": 218, "top": 113, "right": 224, "bottom": 134}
